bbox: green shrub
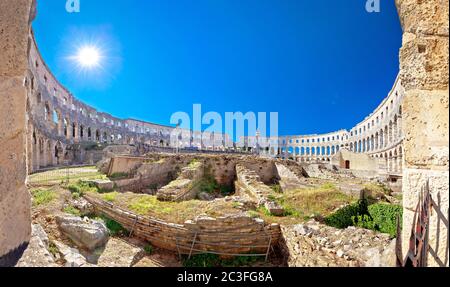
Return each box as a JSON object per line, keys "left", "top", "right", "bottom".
{"left": 219, "top": 185, "right": 234, "bottom": 196}
{"left": 325, "top": 200, "right": 402, "bottom": 238}
{"left": 352, "top": 214, "right": 376, "bottom": 230}
{"left": 367, "top": 203, "right": 402, "bottom": 237}
{"left": 324, "top": 199, "right": 368, "bottom": 229}
{"left": 198, "top": 176, "right": 219, "bottom": 194}
{"left": 68, "top": 181, "right": 98, "bottom": 198}
{"left": 196, "top": 174, "right": 234, "bottom": 197}
{"left": 98, "top": 216, "right": 128, "bottom": 237}
{"left": 144, "top": 244, "right": 154, "bottom": 255}
{"left": 68, "top": 184, "right": 82, "bottom": 195}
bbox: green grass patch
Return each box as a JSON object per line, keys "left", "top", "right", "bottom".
{"left": 270, "top": 184, "right": 282, "bottom": 194}
{"left": 31, "top": 189, "right": 56, "bottom": 207}
{"left": 102, "top": 192, "right": 119, "bottom": 203}
{"left": 187, "top": 159, "right": 201, "bottom": 169}
{"left": 182, "top": 253, "right": 263, "bottom": 267}
{"left": 128, "top": 195, "right": 173, "bottom": 215}
{"left": 48, "top": 241, "right": 59, "bottom": 258}
{"left": 321, "top": 183, "right": 337, "bottom": 190}
{"left": 63, "top": 205, "right": 81, "bottom": 216}
{"left": 109, "top": 172, "right": 129, "bottom": 180}
{"left": 67, "top": 181, "right": 99, "bottom": 198}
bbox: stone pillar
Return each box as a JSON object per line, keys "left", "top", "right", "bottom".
{"left": 0, "top": 0, "right": 35, "bottom": 266}
{"left": 396, "top": 0, "right": 449, "bottom": 267}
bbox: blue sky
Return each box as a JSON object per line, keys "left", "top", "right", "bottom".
{"left": 32, "top": 0, "right": 402, "bottom": 136}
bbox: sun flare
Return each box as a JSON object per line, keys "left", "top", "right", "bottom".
{"left": 76, "top": 46, "right": 101, "bottom": 68}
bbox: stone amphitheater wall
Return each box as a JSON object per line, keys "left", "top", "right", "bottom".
{"left": 84, "top": 195, "right": 281, "bottom": 256}
{"left": 0, "top": 0, "right": 35, "bottom": 266}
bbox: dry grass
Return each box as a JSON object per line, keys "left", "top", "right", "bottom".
{"left": 92, "top": 192, "right": 239, "bottom": 224}
{"left": 252, "top": 184, "right": 354, "bottom": 225}
{"left": 363, "top": 183, "right": 392, "bottom": 196}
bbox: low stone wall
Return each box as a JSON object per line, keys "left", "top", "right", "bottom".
{"left": 107, "top": 156, "right": 146, "bottom": 176}
{"left": 157, "top": 161, "right": 204, "bottom": 202}
{"left": 84, "top": 195, "right": 281, "bottom": 256}
{"left": 106, "top": 154, "right": 290, "bottom": 193}
{"left": 275, "top": 163, "right": 302, "bottom": 191}
{"left": 235, "top": 164, "right": 284, "bottom": 216}
{"left": 279, "top": 220, "right": 396, "bottom": 267}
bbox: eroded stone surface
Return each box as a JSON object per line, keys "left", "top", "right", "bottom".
{"left": 97, "top": 238, "right": 144, "bottom": 267}
{"left": 0, "top": 0, "right": 36, "bottom": 261}
{"left": 396, "top": 0, "right": 449, "bottom": 267}
{"left": 15, "top": 224, "right": 58, "bottom": 267}
{"left": 281, "top": 221, "right": 395, "bottom": 267}
{"left": 56, "top": 215, "right": 109, "bottom": 251}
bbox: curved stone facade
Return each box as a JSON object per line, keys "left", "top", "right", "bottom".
{"left": 244, "top": 77, "right": 405, "bottom": 176}
{"left": 26, "top": 32, "right": 179, "bottom": 172}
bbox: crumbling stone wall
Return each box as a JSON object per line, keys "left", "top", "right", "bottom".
{"left": 157, "top": 161, "right": 204, "bottom": 201}
{"left": 0, "top": 0, "right": 35, "bottom": 265}
{"left": 280, "top": 221, "right": 396, "bottom": 267}
{"left": 396, "top": 0, "right": 449, "bottom": 267}
{"left": 85, "top": 195, "right": 281, "bottom": 256}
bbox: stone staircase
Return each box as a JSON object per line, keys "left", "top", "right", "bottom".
{"left": 275, "top": 163, "right": 303, "bottom": 191}
{"left": 235, "top": 164, "right": 284, "bottom": 216}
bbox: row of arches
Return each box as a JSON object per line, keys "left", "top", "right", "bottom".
{"left": 349, "top": 111, "right": 402, "bottom": 154}
{"left": 371, "top": 146, "right": 404, "bottom": 174}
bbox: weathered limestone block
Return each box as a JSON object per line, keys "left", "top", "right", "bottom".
{"left": 89, "top": 179, "right": 115, "bottom": 191}
{"left": 399, "top": 34, "right": 449, "bottom": 91}
{"left": 69, "top": 197, "right": 94, "bottom": 216}
{"left": 235, "top": 164, "right": 285, "bottom": 215}
{"left": 56, "top": 216, "right": 109, "bottom": 251}
{"left": 96, "top": 238, "right": 145, "bottom": 267}
{"left": 396, "top": 0, "right": 449, "bottom": 267}
{"left": 15, "top": 224, "right": 58, "bottom": 267}
{"left": 396, "top": 0, "right": 449, "bottom": 37}
{"left": 275, "top": 163, "right": 302, "bottom": 191}
{"left": 0, "top": 0, "right": 35, "bottom": 264}
{"left": 157, "top": 161, "right": 204, "bottom": 202}
{"left": 53, "top": 241, "right": 89, "bottom": 268}
{"left": 402, "top": 89, "right": 449, "bottom": 168}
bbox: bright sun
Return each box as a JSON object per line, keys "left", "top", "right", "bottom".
{"left": 76, "top": 46, "right": 101, "bottom": 68}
